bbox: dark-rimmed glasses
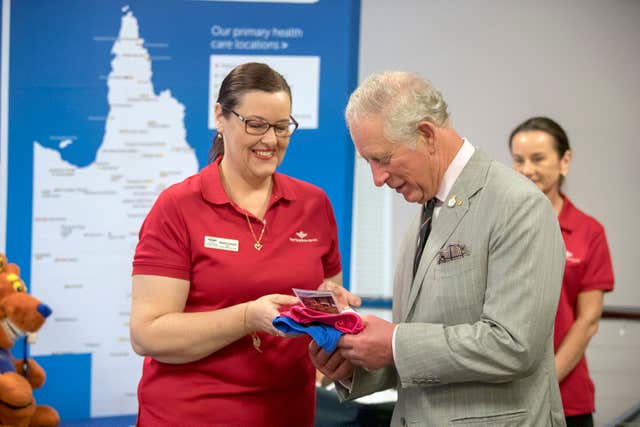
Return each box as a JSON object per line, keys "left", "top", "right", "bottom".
{"left": 223, "top": 107, "right": 299, "bottom": 138}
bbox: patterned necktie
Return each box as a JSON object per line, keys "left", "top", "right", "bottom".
{"left": 413, "top": 198, "right": 436, "bottom": 278}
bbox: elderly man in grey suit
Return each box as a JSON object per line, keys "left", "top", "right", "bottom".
{"left": 310, "top": 71, "right": 566, "bottom": 426}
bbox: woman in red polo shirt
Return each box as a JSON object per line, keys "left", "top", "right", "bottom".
{"left": 509, "top": 117, "right": 614, "bottom": 427}
{"left": 129, "top": 63, "right": 355, "bottom": 426}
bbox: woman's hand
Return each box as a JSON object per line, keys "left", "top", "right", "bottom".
{"left": 245, "top": 294, "right": 299, "bottom": 336}
{"left": 317, "top": 280, "right": 362, "bottom": 311}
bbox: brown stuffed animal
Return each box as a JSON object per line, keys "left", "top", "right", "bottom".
{"left": 0, "top": 253, "right": 59, "bottom": 427}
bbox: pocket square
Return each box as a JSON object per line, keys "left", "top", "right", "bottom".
{"left": 438, "top": 243, "right": 468, "bottom": 264}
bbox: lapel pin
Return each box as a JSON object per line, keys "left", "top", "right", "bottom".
{"left": 447, "top": 195, "right": 457, "bottom": 207}
{"left": 457, "top": 199, "right": 463, "bottom": 206}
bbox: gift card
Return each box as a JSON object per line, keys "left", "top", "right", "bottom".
{"left": 292, "top": 288, "right": 340, "bottom": 314}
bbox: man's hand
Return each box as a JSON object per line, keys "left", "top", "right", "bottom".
{"left": 317, "top": 280, "right": 362, "bottom": 311}
{"left": 309, "top": 341, "right": 354, "bottom": 382}
{"left": 338, "top": 315, "right": 395, "bottom": 370}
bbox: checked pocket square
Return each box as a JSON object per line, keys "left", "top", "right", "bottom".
{"left": 438, "top": 243, "right": 468, "bottom": 264}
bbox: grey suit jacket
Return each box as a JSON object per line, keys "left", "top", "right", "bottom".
{"left": 344, "top": 149, "right": 566, "bottom": 427}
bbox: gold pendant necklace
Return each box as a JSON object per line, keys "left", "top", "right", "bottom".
{"left": 244, "top": 211, "right": 267, "bottom": 251}
{"left": 251, "top": 333, "right": 263, "bottom": 353}
{"left": 243, "top": 302, "right": 263, "bottom": 353}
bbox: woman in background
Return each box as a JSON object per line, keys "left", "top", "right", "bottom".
{"left": 130, "top": 62, "right": 352, "bottom": 426}
{"left": 509, "top": 117, "right": 614, "bottom": 427}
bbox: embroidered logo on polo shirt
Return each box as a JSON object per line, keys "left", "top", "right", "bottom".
{"left": 566, "top": 250, "right": 581, "bottom": 264}
{"left": 290, "top": 230, "right": 318, "bottom": 243}
{"left": 204, "top": 236, "right": 239, "bottom": 252}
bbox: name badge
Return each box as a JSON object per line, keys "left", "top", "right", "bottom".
{"left": 204, "top": 236, "right": 239, "bottom": 252}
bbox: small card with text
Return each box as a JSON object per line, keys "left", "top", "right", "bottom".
{"left": 292, "top": 288, "right": 340, "bottom": 314}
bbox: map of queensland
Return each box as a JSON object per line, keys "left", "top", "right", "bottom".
{"left": 31, "top": 9, "right": 197, "bottom": 415}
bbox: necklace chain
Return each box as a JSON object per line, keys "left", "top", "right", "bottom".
{"left": 244, "top": 212, "right": 267, "bottom": 251}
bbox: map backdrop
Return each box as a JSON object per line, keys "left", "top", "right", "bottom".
{"left": 0, "top": 0, "right": 360, "bottom": 418}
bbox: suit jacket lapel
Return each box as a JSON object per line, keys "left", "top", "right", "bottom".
{"left": 403, "top": 149, "right": 491, "bottom": 321}
{"left": 395, "top": 213, "right": 421, "bottom": 321}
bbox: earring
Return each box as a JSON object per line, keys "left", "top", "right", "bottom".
{"left": 217, "top": 133, "right": 223, "bottom": 140}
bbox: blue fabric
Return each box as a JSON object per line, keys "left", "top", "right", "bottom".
{"left": 0, "top": 347, "right": 16, "bottom": 373}
{"left": 272, "top": 316, "right": 344, "bottom": 353}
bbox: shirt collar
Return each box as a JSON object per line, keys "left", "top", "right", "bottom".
{"left": 201, "top": 156, "right": 297, "bottom": 205}
{"left": 435, "top": 138, "right": 475, "bottom": 203}
{"left": 557, "top": 193, "right": 575, "bottom": 232}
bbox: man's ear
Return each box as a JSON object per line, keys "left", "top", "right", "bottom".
{"left": 417, "top": 121, "right": 437, "bottom": 153}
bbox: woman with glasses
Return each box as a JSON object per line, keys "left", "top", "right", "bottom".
{"left": 130, "top": 62, "right": 353, "bottom": 426}
{"left": 509, "top": 117, "right": 614, "bottom": 427}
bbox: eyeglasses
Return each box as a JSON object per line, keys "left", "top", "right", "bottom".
{"left": 222, "top": 107, "right": 299, "bottom": 138}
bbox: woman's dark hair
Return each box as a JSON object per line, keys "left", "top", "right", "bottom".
{"left": 509, "top": 116, "right": 571, "bottom": 186}
{"left": 508, "top": 116, "right": 571, "bottom": 158}
{"left": 209, "top": 62, "right": 292, "bottom": 162}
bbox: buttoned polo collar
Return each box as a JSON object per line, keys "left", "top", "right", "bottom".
{"left": 558, "top": 193, "right": 576, "bottom": 233}
{"left": 200, "top": 156, "right": 297, "bottom": 205}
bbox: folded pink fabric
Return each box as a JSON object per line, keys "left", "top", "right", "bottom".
{"left": 280, "top": 305, "right": 364, "bottom": 334}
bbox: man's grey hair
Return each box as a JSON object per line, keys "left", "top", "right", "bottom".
{"left": 345, "top": 71, "right": 450, "bottom": 145}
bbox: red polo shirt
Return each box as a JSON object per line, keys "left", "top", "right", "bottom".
{"left": 132, "top": 157, "right": 341, "bottom": 426}
{"left": 554, "top": 195, "right": 614, "bottom": 416}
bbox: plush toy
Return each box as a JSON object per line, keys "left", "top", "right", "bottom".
{"left": 0, "top": 253, "right": 59, "bottom": 427}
